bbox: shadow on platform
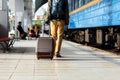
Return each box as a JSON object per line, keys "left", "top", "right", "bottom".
{"left": 8, "top": 47, "right": 35, "bottom": 54}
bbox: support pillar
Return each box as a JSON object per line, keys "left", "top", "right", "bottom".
{"left": 0, "top": 0, "right": 8, "bottom": 37}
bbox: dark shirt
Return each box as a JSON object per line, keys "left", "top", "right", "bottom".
{"left": 17, "top": 25, "right": 24, "bottom": 34}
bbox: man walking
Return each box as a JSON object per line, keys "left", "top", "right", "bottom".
{"left": 46, "top": 0, "right": 69, "bottom": 59}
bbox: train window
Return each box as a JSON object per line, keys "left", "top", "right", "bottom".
{"left": 78, "top": 0, "right": 88, "bottom": 7}
{"left": 71, "top": 0, "right": 74, "bottom": 11}
{"left": 81, "top": 0, "right": 92, "bottom": 6}
{"left": 86, "top": 0, "right": 92, "bottom": 3}
{"left": 75, "top": 0, "right": 79, "bottom": 9}
{"left": 73, "top": 0, "right": 75, "bottom": 10}
{"left": 84, "top": 0, "right": 88, "bottom": 4}
{"left": 78, "top": 0, "right": 82, "bottom": 7}
{"left": 73, "top": 0, "right": 78, "bottom": 10}
{"left": 68, "top": 0, "right": 72, "bottom": 12}
{"left": 80, "top": 0, "right": 87, "bottom": 6}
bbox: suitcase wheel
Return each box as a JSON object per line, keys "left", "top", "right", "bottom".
{"left": 37, "top": 57, "right": 39, "bottom": 60}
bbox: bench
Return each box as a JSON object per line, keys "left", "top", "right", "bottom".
{"left": 0, "top": 37, "right": 15, "bottom": 53}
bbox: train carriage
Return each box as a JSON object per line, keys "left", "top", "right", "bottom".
{"left": 65, "top": 0, "right": 120, "bottom": 49}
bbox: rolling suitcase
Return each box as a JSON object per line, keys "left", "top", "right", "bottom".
{"left": 36, "top": 37, "right": 54, "bottom": 60}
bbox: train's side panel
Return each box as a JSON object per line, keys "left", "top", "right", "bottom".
{"left": 64, "top": 0, "right": 120, "bottom": 50}
{"left": 111, "top": 0, "right": 120, "bottom": 26}
{"left": 69, "top": 0, "right": 113, "bottom": 29}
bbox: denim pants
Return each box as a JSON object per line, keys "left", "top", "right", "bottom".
{"left": 50, "top": 20, "right": 64, "bottom": 56}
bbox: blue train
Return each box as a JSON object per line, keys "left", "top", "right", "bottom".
{"left": 64, "top": 0, "right": 120, "bottom": 49}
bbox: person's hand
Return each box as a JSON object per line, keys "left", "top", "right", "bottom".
{"left": 45, "top": 24, "right": 49, "bottom": 26}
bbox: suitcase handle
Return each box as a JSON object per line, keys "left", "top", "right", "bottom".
{"left": 41, "top": 20, "right": 51, "bottom": 37}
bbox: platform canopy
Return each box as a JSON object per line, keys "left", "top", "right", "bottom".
{"left": 35, "top": 0, "right": 48, "bottom": 12}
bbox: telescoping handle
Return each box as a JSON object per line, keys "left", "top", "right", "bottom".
{"left": 41, "top": 20, "right": 51, "bottom": 37}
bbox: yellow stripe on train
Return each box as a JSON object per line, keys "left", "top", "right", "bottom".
{"left": 69, "top": 0, "right": 103, "bottom": 15}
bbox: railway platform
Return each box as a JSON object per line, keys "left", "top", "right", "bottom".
{"left": 0, "top": 36, "right": 120, "bottom": 80}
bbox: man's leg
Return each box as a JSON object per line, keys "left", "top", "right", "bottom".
{"left": 55, "top": 20, "right": 64, "bottom": 56}
{"left": 50, "top": 21, "right": 58, "bottom": 56}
